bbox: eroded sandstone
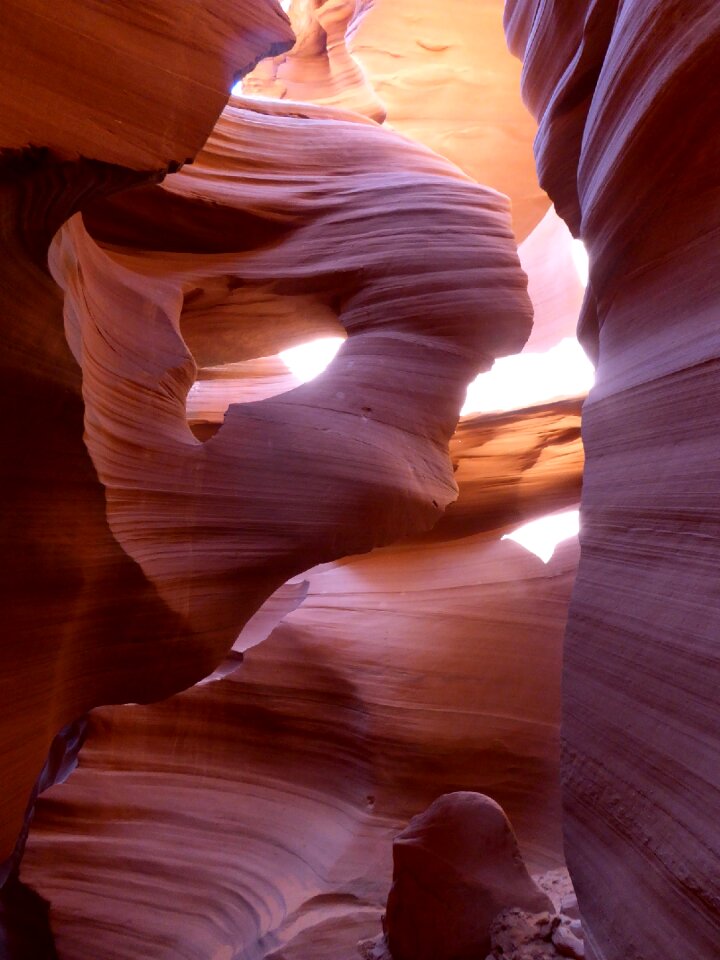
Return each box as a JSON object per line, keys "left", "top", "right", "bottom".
{"left": 385, "top": 792, "right": 552, "bottom": 960}
{"left": 0, "top": 2, "right": 615, "bottom": 958}
{"left": 506, "top": 1, "right": 720, "bottom": 957}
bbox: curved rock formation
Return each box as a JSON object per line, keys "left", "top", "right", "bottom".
{"left": 245, "top": 0, "right": 547, "bottom": 240}
{"left": 430, "top": 399, "right": 583, "bottom": 543}
{"left": 56, "top": 95, "right": 532, "bottom": 669}
{"left": 346, "top": 0, "right": 548, "bottom": 239}
{"left": 385, "top": 792, "right": 552, "bottom": 960}
{"left": 0, "top": 2, "right": 294, "bottom": 872}
{"left": 244, "top": 0, "right": 386, "bottom": 123}
{"left": 2, "top": 31, "right": 533, "bottom": 906}
{"left": 506, "top": 2, "right": 720, "bottom": 957}
{"left": 20, "top": 294, "right": 584, "bottom": 956}
{"left": 23, "top": 525, "right": 579, "bottom": 959}
{"left": 2, "top": 2, "right": 606, "bottom": 957}
{"left": 2, "top": 0, "right": 293, "bottom": 170}
{"left": 20, "top": 345, "right": 583, "bottom": 959}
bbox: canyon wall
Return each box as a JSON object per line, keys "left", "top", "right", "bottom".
{"left": 246, "top": 0, "right": 547, "bottom": 239}
{"left": 506, "top": 2, "right": 720, "bottom": 957}
{"left": 21, "top": 96, "right": 585, "bottom": 954}
{"left": 0, "top": 0, "right": 294, "bottom": 875}
{"left": 23, "top": 529, "right": 580, "bottom": 959}
{"left": 1, "top": 1, "right": 600, "bottom": 957}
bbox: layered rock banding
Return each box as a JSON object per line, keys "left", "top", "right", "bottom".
{"left": 2, "top": 0, "right": 294, "bottom": 170}
{"left": 4, "top": 0, "right": 552, "bottom": 939}
{"left": 245, "top": 0, "right": 548, "bottom": 239}
{"left": 22, "top": 446, "right": 581, "bottom": 958}
{"left": 10, "top": 0, "right": 719, "bottom": 953}
{"left": 243, "top": 0, "right": 386, "bottom": 123}
{"left": 506, "top": 1, "right": 720, "bottom": 957}
{"left": 0, "top": 0, "right": 616, "bottom": 958}
{"left": 0, "top": 0, "right": 294, "bottom": 877}
{"left": 54, "top": 94, "right": 533, "bottom": 676}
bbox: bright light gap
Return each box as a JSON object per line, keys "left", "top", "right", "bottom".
{"left": 502, "top": 509, "right": 580, "bottom": 563}
{"left": 278, "top": 337, "right": 344, "bottom": 383}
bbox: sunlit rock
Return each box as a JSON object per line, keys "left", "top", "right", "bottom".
{"left": 0, "top": 2, "right": 614, "bottom": 959}
{"left": 241, "top": 0, "right": 385, "bottom": 121}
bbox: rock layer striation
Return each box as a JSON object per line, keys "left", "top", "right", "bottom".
{"left": 506, "top": 2, "right": 720, "bottom": 957}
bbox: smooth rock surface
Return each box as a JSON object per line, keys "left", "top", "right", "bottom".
{"left": 385, "top": 792, "right": 552, "bottom": 960}
{"left": 244, "top": 0, "right": 386, "bottom": 122}
{"left": 24, "top": 525, "right": 580, "bottom": 959}
{"left": 1, "top": 6, "right": 602, "bottom": 959}
{"left": 506, "top": 2, "right": 720, "bottom": 957}
{"left": 57, "top": 94, "right": 533, "bottom": 680}
{"left": 1, "top": 0, "right": 293, "bottom": 169}
{"left": 0, "top": 0, "right": 292, "bottom": 872}
{"left": 1, "top": 90, "right": 532, "bottom": 872}
{"left": 246, "top": 0, "right": 547, "bottom": 239}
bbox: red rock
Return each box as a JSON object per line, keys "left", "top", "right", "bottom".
{"left": 1, "top": 61, "right": 542, "bottom": 952}
{"left": 244, "top": 0, "right": 386, "bottom": 123}
{"left": 351, "top": 0, "right": 548, "bottom": 240}
{"left": 248, "top": 0, "right": 547, "bottom": 239}
{"left": 506, "top": 1, "right": 720, "bottom": 957}
{"left": 51, "top": 96, "right": 534, "bottom": 684}
{"left": 22, "top": 522, "right": 579, "bottom": 958}
{"left": 0, "top": 3, "right": 598, "bottom": 956}
{"left": 1, "top": 0, "right": 293, "bottom": 170}
{"left": 0, "top": 0, "right": 294, "bottom": 876}
{"left": 1, "top": 69, "right": 535, "bottom": 880}
{"left": 385, "top": 793, "right": 553, "bottom": 960}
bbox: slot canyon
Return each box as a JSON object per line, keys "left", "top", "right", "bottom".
{"left": 1, "top": 1, "right": 718, "bottom": 958}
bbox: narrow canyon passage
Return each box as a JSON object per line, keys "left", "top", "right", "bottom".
{"left": 1, "top": 2, "right": 718, "bottom": 960}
